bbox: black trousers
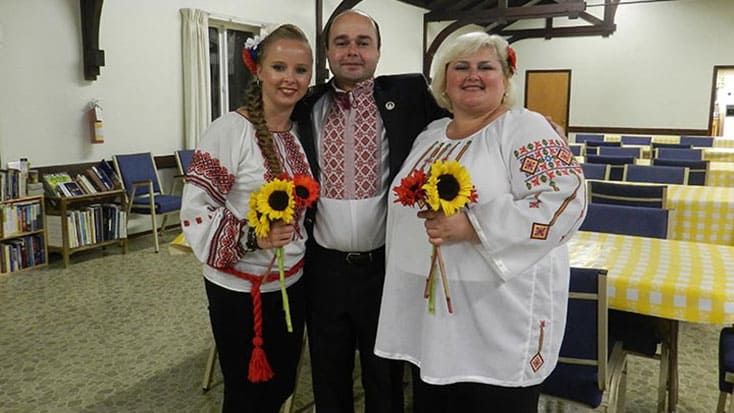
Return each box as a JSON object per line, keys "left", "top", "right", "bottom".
{"left": 205, "top": 278, "right": 306, "bottom": 413}
{"left": 305, "top": 242, "right": 404, "bottom": 413}
{"left": 411, "top": 365, "right": 541, "bottom": 413}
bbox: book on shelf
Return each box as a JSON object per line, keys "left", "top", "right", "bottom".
{"left": 42, "top": 172, "right": 73, "bottom": 197}
{"left": 83, "top": 168, "right": 108, "bottom": 192}
{"left": 57, "top": 181, "right": 85, "bottom": 197}
{"left": 75, "top": 174, "right": 97, "bottom": 194}
{"left": 97, "top": 159, "right": 122, "bottom": 189}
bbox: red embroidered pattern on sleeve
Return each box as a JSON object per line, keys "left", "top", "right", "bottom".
{"left": 513, "top": 138, "right": 581, "bottom": 191}
{"left": 185, "top": 150, "right": 236, "bottom": 205}
{"left": 513, "top": 138, "right": 583, "bottom": 240}
{"left": 207, "top": 208, "right": 245, "bottom": 268}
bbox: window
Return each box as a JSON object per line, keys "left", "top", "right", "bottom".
{"left": 208, "top": 20, "right": 259, "bottom": 120}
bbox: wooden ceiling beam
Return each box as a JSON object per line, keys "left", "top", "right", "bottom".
{"left": 425, "top": 1, "right": 585, "bottom": 22}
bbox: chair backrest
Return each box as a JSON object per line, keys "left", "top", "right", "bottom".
{"left": 598, "top": 146, "right": 643, "bottom": 158}
{"left": 580, "top": 203, "right": 669, "bottom": 238}
{"left": 581, "top": 163, "right": 610, "bottom": 180}
{"left": 680, "top": 135, "right": 715, "bottom": 147}
{"left": 586, "top": 154, "right": 636, "bottom": 180}
{"left": 575, "top": 133, "right": 605, "bottom": 144}
{"left": 569, "top": 144, "right": 584, "bottom": 157}
{"left": 620, "top": 135, "right": 652, "bottom": 145}
{"left": 720, "top": 327, "right": 734, "bottom": 394}
{"left": 623, "top": 164, "right": 689, "bottom": 185}
{"left": 652, "top": 158, "right": 709, "bottom": 186}
{"left": 588, "top": 180, "right": 668, "bottom": 208}
{"left": 175, "top": 149, "right": 195, "bottom": 175}
{"left": 541, "top": 267, "right": 622, "bottom": 408}
{"left": 652, "top": 142, "right": 692, "bottom": 150}
{"left": 654, "top": 147, "right": 703, "bottom": 160}
{"left": 113, "top": 152, "right": 162, "bottom": 196}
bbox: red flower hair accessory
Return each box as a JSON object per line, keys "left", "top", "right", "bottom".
{"left": 241, "top": 35, "right": 262, "bottom": 75}
{"left": 507, "top": 46, "right": 517, "bottom": 74}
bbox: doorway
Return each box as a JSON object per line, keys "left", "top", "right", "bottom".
{"left": 524, "top": 70, "right": 571, "bottom": 135}
{"left": 710, "top": 66, "right": 734, "bottom": 137}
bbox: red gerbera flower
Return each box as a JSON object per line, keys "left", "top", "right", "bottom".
{"left": 293, "top": 174, "right": 320, "bottom": 208}
{"left": 393, "top": 169, "right": 428, "bottom": 207}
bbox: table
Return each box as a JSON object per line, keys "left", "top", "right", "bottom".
{"left": 666, "top": 185, "right": 734, "bottom": 246}
{"left": 704, "top": 148, "right": 734, "bottom": 162}
{"left": 714, "top": 137, "right": 734, "bottom": 148}
{"left": 570, "top": 231, "right": 734, "bottom": 412}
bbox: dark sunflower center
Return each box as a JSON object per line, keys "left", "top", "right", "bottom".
{"left": 295, "top": 186, "right": 309, "bottom": 199}
{"left": 268, "top": 191, "right": 290, "bottom": 211}
{"left": 437, "top": 174, "right": 460, "bottom": 200}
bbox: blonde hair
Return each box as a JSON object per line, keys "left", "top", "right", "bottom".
{"left": 241, "top": 24, "right": 312, "bottom": 175}
{"left": 430, "top": 32, "right": 516, "bottom": 111}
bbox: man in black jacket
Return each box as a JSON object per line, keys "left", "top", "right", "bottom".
{"left": 295, "top": 9, "right": 447, "bottom": 413}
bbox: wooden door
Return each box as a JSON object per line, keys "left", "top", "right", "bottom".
{"left": 525, "top": 70, "right": 571, "bottom": 135}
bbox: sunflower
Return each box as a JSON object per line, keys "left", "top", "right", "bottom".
{"left": 292, "top": 174, "right": 320, "bottom": 208}
{"left": 257, "top": 178, "right": 296, "bottom": 224}
{"left": 246, "top": 190, "right": 270, "bottom": 237}
{"left": 393, "top": 169, "right": 427, "bottom": 207}
{"left": 423, "top": 159, "right": 475, "bottom": 216}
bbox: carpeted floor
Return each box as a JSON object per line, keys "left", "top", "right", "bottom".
{"left": 0, "top": 232, "right": 727, "bottom": 412}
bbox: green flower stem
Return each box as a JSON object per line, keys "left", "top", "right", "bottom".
{"left": 277, "top": 247, "right": 293, "bottom": 333}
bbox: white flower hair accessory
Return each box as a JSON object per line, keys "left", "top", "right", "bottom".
{"left": 242, "top": 35, "right": 263, "bottom": 74}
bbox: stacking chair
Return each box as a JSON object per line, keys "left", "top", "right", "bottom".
{"left": 680, "top": 135, "right": 715, "bottom": 147}
{"left": 620, "top": 135, "right": 652, "bottom": 145}
{"left": 585, "top": 141, "right": 621, "bottom": 155}
{"left": 587, "top": 180, "right": 667, "bottom": 209}
{"left": 654, "top": 147, "right": 703, "bottom": 160}
{"left": 623, "top": 164, "right": 689, "bottom": 185}
{"left": 585, "top": 154, "right": 636, "bottom": 181}
{"left": 569, "top": 144, "right": 585, "bottom": 157}
{"left": 581, "top": 163, "right": 610, "bottom": 181}
{"left": 652, "top": 158, "right": 709, "bottom": 185}
{"left": 718, "top": 326, "right": 734, "bottom": 413}
{"left": 580, "top": 203, "right": 669, "bottom": 238}
{"left": 575, "top": 133, "right": 605, "bottom": 144}
{"left": 598, "top": 146, "right": 643, "bottom": 158}
{"left": 113, "top": 152, "right": 182, "bottom": 253}
{"left": 652, "top": 142, "right": 692, "bottom": 150}
{"left": 541, "top": 267, "right": 627, "bottom": 412}
{"left": 175, "top": 149, "right": 195, "bottom": 175}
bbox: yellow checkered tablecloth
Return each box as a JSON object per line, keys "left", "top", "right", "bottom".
{"left": 569, "top": 231, "right": 734, "bottom": 323}
{"left": 704, "top": 148, "right": 734, "bottom": 162}
{"left": 666, "top": 185, "right": 734, "bottom": 245}
{"left": 714, "top": 138, "right": 734, "bottom": 148}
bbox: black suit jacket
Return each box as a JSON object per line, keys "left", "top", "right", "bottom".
{"left": 293, "top": 73, "right": 448, "bottom": 194}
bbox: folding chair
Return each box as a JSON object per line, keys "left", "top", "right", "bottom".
{"left": 585, "top": 141, "right": 621, "bottom": 156}
{"left": 541, "top": 267, "right": 627, "bottom": 412}
{"left": 623, "top": 164, "right": 689, "bottom": 185}
{"left": 587, "top": 180, "right": 667, "bottom": 209}
{"left": 652, "top": 158, "right": 709, "bottom": 185}
{"left": 620, "top": 135, "right": 652, "bottom": 145}
{"left": 585, "top": 155, "right": 636, "bottom": 181}
{"left": 680, "top": 135, "right": 715, "bottom": 147}
{"left": 598, "top": 146, "right": 643, "bottom": 158}
{"left": 113, "top": 152, "right": 182, "bottom": 252}
{"left": 581, "top": 163, "right": 610, "bottom": 181}
{"left": 652, "top": 142, "right": 692, "bottom": 150}
{"left": 574, "top": 133, "right": 605, "bottom": 144}
{"left": 654, "top": 148, "right": 703, "bottom": 160}
{"left": 580, "top": 203, "right": 669, "bottom": 238}
{"left": 569, "top": 144, "right": 585, "bottom": 157}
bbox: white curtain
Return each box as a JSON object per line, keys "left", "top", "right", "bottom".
{"left": 181, "top": 8, "right": 211, "bottom": 149}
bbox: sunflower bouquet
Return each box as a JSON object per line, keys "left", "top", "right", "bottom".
{"left": 247, "top": 174, "right": 319, "bottom": 331}
{"left": 393, "top": 159, "right": 477, "bottom": 314}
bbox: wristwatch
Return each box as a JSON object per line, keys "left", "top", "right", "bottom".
{"left": 245, "top": 226, "right": 259, "bottom": 252}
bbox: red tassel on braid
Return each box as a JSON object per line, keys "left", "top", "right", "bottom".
{"left": 247, "top": 284, "right": 274, "bottom": 382}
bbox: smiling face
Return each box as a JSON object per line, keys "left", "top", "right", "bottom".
{"left": 444, "top": 46, "right": 508, "bottom": 117}
{"left": 326, "top": 11, "right": 380, "bottom": 90}
{"left": 257, "top": 38, "right": 313, "bottom": 112}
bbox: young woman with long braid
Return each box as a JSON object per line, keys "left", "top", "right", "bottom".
{"left": 181, "top": 24, "right": 314, "bottom": 413}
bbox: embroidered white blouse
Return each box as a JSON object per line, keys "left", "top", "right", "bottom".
{"left": 180, "top": 112, "right": 312, "bottom": 293}
{"left": 374, "top": 108, "right": 587, "bottom": 386}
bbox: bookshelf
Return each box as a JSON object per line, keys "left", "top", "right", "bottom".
{"left": 0, "top": 195, "right": 48, "bottom": 274}
{"left": 45, "top": 190, "right": 128, "bottom": 268}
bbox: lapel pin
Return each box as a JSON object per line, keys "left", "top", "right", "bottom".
{"left": 385, "top": 101, "right": 395, "bottom": 110}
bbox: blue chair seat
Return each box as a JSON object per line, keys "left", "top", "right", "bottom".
{"left": 130, "top": 194, "right": 182, "bottom": 213}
